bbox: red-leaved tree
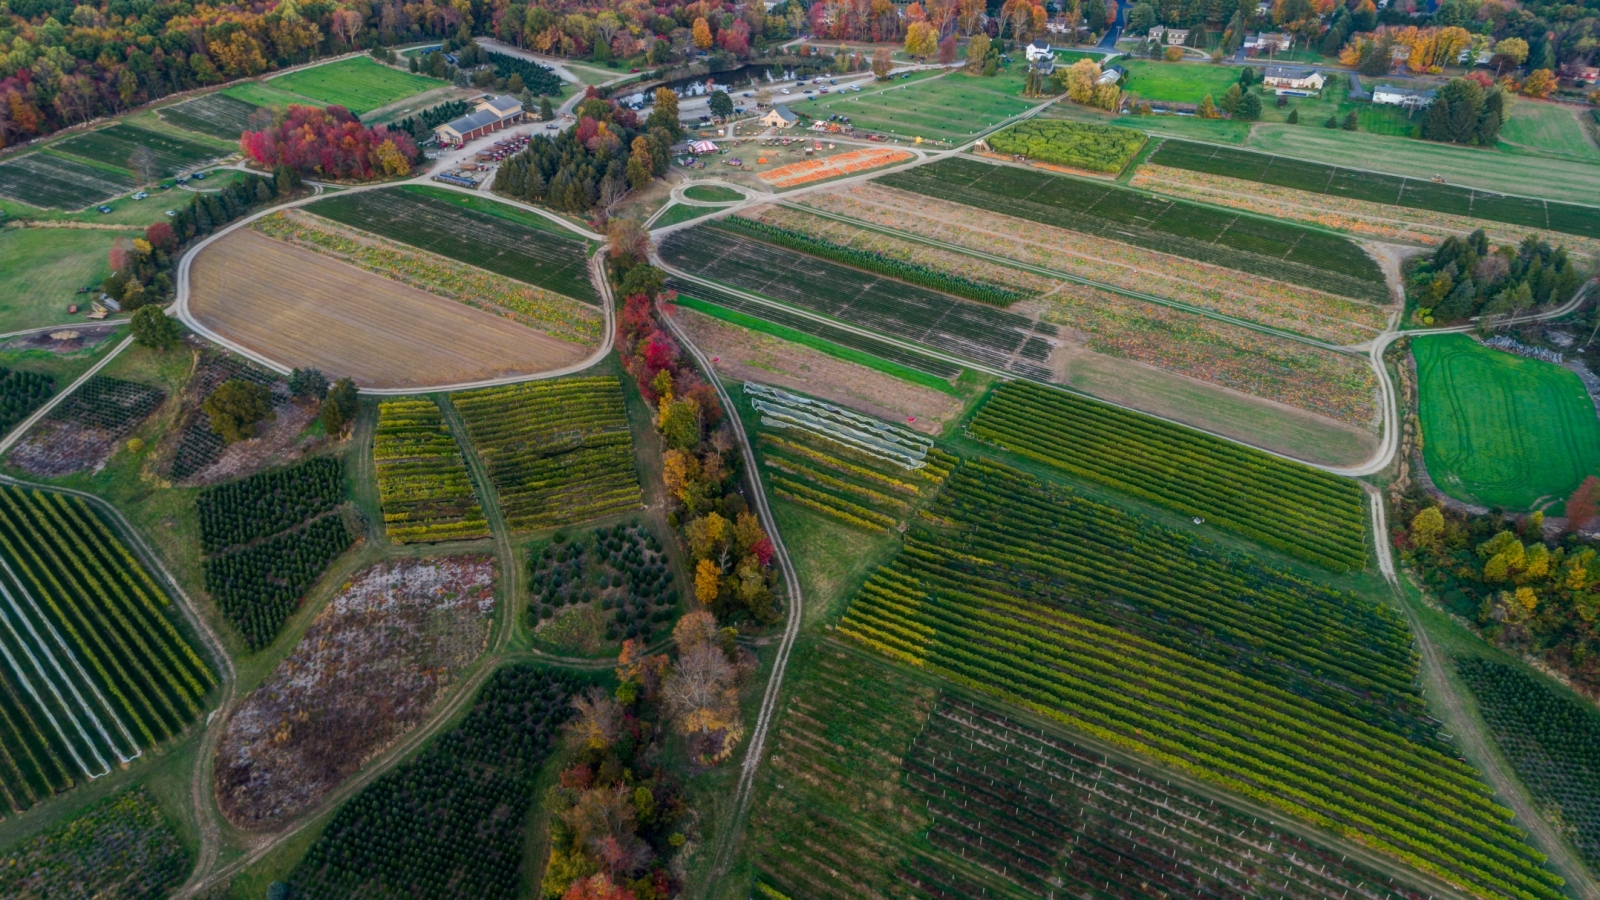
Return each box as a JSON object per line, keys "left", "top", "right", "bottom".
{"left": 1568, "top": 476, "right": 1600, "bottom": 534}
{"left": 240, "top": 105, "right": 417, "bottom": 181}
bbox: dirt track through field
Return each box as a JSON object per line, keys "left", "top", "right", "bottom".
{"left": 188, "top": 230, "right": 588, "bottom": 389}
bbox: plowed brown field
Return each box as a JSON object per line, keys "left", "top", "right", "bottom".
{"left": 188, "top": 229, "right": 592, "bottom": 388}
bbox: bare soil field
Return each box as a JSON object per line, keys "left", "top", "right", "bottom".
{"left": 188, "top": 229, "right": 589, "bottom": 389}
{"left": 675, "top": 307, "right": 964, "bottom": 434}
{"left": 215, "top": 556, "right": 496, "bottom": 830}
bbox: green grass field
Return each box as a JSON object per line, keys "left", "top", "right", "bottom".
{"left": 1248, "top": 125, "right": 1600, "bottom": 206}
{"left": 1498, "top": 101, "right": 1600, "bottom": 165}
{"left": 1415, "top": 334, "right": 1600, "bottom": 512}
{"left": 397, "top": 184, "right": 595, "bottom": 244}
{"left": 682, "top": 184, "right": 742, "bottom": 202}
{"left": 233, "top": 58, "right": 442, "bottom": 116}
{"left": 800, "top": 69, "right": 1035, "bottom": 143}
{"left": 0, "top": 228, "right": 141, "bottom": 332}
{"left": 650, "top": 203, "right": 717, "bottom": 228}
{"left": 1119, "top": 59, "right": 1242, "bottom": 104}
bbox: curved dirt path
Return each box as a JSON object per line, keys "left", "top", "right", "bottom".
{"left": 1368, "top": 488, "right": 1600, "bottom": 900}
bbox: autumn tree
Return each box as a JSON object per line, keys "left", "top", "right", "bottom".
{"left": 964, "top": 33, "right": 991, "bottom": 72}
{"left": 872, "top": 48, "right": 894, "bottom": 80}
{"left": 1567, "top": 477, "right": 1600, "bottom": 534}
{"left": 1064, "top": 58, "right": 1100, "bottom": 103}
{"left": 130, "top": 306, "right": 181, "bottom": 350}
{"left": 203, "top": 379, "right": 275, "bottom": 443}
{"left": 128, "top": 146, "right": 158, "bottom": 185}
{"left": 692, "top": 17, "right": 713, "bottom": 49}
{"left": 662, "top": 612, "right": 744, "bottom": 764}
{"left": 938, "top": 34, "right": 959, "bottom": 64}
{"left": 1410, "top": 506, "right": 1445, "bottom": 549}
{"left": 906, "top": 21, "right": 939, "bottom": 60}
{"left": 1521, "top": 69, "right": 1556, "bottom": 98}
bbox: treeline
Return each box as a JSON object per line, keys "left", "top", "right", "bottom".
{"left": 391, "top": 100, "right": 472, "bottom": 142}
{"left": 1411, "top": 229, "right": 1582, "bottom": 324}
{"left": 491, "top": 91, "right": 677, "bottom": 216}
{"left": 483, "top": 50, "right": 566, "bottom": 96}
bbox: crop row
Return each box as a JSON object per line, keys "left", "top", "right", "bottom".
{"left": 196, "top": 457, "right": 345, "bottom": 554}
{"left": 712, "top": 215, "right": 1027, "bottom": 306}
{"left": 203, "top": 515, "right": 353, "bottom": 649}
{"left": 157, "top": 92, "right": 262, "bottom": 140}
{"left": 664, "top": 278, "right": 963, "bottom": 380}
{"left": 0, "top": 486, "right": 214, "bottom": 812}
{"left": 1149, "top": 139, "right": 1600, "bottom": 241}
{"left": 0, "top": 153, "right": 136, "bottom": 210}
{"left": 452, "top": 378, "right": 641, "bottom": 532}
{"left": 660, "top": 228, "right": 1054, "bottom": 378}
{"left": 838, "top": 461, "right": 1560, "bottom": 900}
{"left": 374, "top": 399, "right": 490, "bottom": 544}
{"left": 969, "top": 381, "right": 1368, "bottom": 570}
{"left": 52, "top": 123, "right": 223, "bottom": 180}
{"left": 985, "top": 120, "right": 1146, "bottom": 174}
{"left": 530, "top": 524, "right": 676, "bottom": 644}
{"left": 45, "top": 376, "right": 164, "bottom": 433}
{"left": 0, "top": 788, "right": 190, "bottom": 900}
{"left": 906, "top": 696, "right": 1434, "bottom": 900}
{"left": 307, "top": 188, "right": 597, "bottom": 303}
{"left": 1457, "top": 657, "right": 1600, "bottom": 871}
{"left": 919, "top": 460, "right": 1426, "bottom": 739}
{"left": 879, "top": 157, "right": 1389, "bottom": 303}
{"left": 290, "top": 665, "right": 578, "bottom": 900}
{"left": 0, "top": 368, "right": 53, "bottom": 434}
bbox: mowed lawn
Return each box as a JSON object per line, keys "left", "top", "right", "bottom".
{"left": 1247, "top": 125, "right": 1600, "bottom": 206}
{"left": 801, "top": 69, "right": 1035, "bottom": 142}
{"left": 1415, "top": 334, "right": 1600, "bottom": 512}
{"left": 0, "top": 228, "right": 137, "bottom": 332}
{"left": 1498, "top": 101, "right": 1600, "bottom": 165}
{"left": 1120, "top": 59, "right": 1242, "bottom": 104}
{"left": 236, "top": 57, "right": 442, "bottom": 116}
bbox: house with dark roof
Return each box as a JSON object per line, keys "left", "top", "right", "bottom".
{"left": 759, "top": 104, "right": 799, "bottom": 128}
{"left": 434, "top": 95, "right": 525, "bottom": 144}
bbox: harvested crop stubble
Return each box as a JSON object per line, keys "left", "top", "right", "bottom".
{"left": 452, "top": 377, "right": 642, "bottom": 531}
{"left": 970, "top": 382, "right": 1368, "bottom": 569}
{"left": 257, "top": 212, "right": 600, "bottom": 344}
{"left": 985, "top": 120, "right": 1146, "bottom": 174}
{"left": 10, "top": 376, "right": 165, "bottom": 476}
{"left": 216, "top": 556, "right": 495, "bottom": 829}
{"left": 375, "top": 399, "right": 490, "bottom": 543}
{"left": 1133, "top": 164, "right": 1600, "bottom": 263}
{"left": 881, "top": 157, "right": 1388, "bottom": 302}
{"left": 0, "top": 788, "right": 190, "bottom": 900}
{"left": 758, "top": 147, "right": 914, "bottom": 188}
{"left": 797, "top": 184, "right": 1391, "bottom": 344}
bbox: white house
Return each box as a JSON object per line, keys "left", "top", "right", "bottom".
{"left": 434, "top": 95, "right": 524, "bottom": 144}
{"left": 1371, "top": 83, "right": 1437, "bottom": 109}
{"left": 1262, "top": 66, "right": 1326, "bottom": 94}
{"left": 1148, "top": 26, "right": 1190, "bottom": 45}
{"left": 1244, "top": 32, "right": 1293, "bottom": 53}
{"left": 759, "top": 104, "right": 799, "bottom": 128}
{"left": 1025, "top": 40, "right": 1054, "bottom": 61}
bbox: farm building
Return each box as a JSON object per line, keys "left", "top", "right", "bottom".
{"left": 434, "top": 95, "right": 525, "bottom": 144}
{"left": 760, "top": 105, "right": 799, "bottom": 128}
{"left": 1372, "top": 84, "right": 1436, "bottom": 109}
{"left": 1263, "top": 67, "right": 1325, "bottom": 94}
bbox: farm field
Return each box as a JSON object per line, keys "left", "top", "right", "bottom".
{"left": 659, "top": 227, "right": 1057, "bottom": 378}
{"left": 0, "top": 154, "right": 136, "bottom": 210}
{"left": 251, "top": 57, "right": 442, "bottom": 116}
{"left": 985, "top": 119, "right": 1146, "bottom": 173}
{"left": 1043, "top": 99, "right": 1254, "bottom": 143}
{"left": 1496, "top": 101, "right": 1600, "bottom": 165}
{"left": 0, "top": 484, "right": 215, "bottom": 811}
{"left": 0, "top": 228, "right": 138, "bottom": 333}
{"left": 838, "top": 458, "right": 1562, "bottom": 900}
{"left": 0, "top": 789, "right": 190, "bottom": 899}
{"left": 757, "top": 147, "right": 915, "bottom": 189}
{"left": 0, "top": 368, "right": 52, "bottom": 434}
{"left": 1457, "top": 657, "right": 1600, "bottom": 872}
{"left": 397, "top": 184, "right": 595, "bottom": 241}
{"left": 1131, "top": 163, "right": 1600, "bottom": 261}
{"left": 287, "top": 664, "right": 578, "bottom": 900}
{"left": 743, "top": 644, "right": 1437, "bottom": 900}
{"left": 778, "top": 191, "right": 1393, "bottom": 344}
{"left": 673, "top": 305, "right": 967, "bottom": 430}
{"left": 528, "top": 524, "right": 673, "bottom": 651}
{"left": 200, "top": 457, "right": 353, "bottom": 649}
{"left": 188, "top": 228, "right": 592, "bottom": 389}
{"left": 10, "top": 376, "right": 165, "bottom": 477}
{"left": 307, "top": 189, "right": 598, "bottom": 302}
{"left": 157, "top": 93, "right": 263, "bottom": 140}
{"left": 161, "top": 351, "right": 285, "bottom": 483}
{"left": 880, "top": 156, "right": 1389, "bottom": 302}
{"left": 217, "top": 556, "right": 495, "bottom": 829}
{"left": 374, "top": 398, "right": 490, "bottom": 543}
{"left": 800, "top": 68, "right": 1035, "bottom": 143}
{"left": 452, "top": 377, "right": 642, "bottom": 531}
{"left": 1246, "top": 125, "right": 1600, "bottom": 206}
{"left": 1146, "top": 139, "right": 1600, "bottom": 240}
{"left": 1118, "top": 58, "right": 1241, "bottom": 103}
{"left": 1414, "top": 335, "right": 1600, "bottom": 512}
{"left": 50, "top": 124, "right": 227, "bottom": 181}
{"left": 971, "top": 381, "right": 1368, "bottom": 569}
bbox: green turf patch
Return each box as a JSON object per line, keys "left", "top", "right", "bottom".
{"left": 1414, "top": 334, "right": 1600, "bottom": 512}
{"left": 651, "top": 203, "right": 717, "bottom": 228}
{"left": 682, "top": 184, "right": 742, "bottom": 202}
{"left": 671, "top": 294, "right": 963, "bottom": 395}
{"left": 240, "top": 58, "right": 442, "bottom": 116}
{"left": 1120, "top": 59, "right": 1242, "bottom": 104}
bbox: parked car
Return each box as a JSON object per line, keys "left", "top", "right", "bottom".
{"left": 780, "top": 88, "right": 791, "bottom": 94}
{"left": 131, "top": 191, "right": 148, "bottom": 200}
{"left": 191, "top": 170, "right": 207, "bottom": 179}
{"left": 97, "top": 205, "right": 112, "bottom": 213}
{"left": 165, "top": 209, "right": 177, "bottom": 216}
